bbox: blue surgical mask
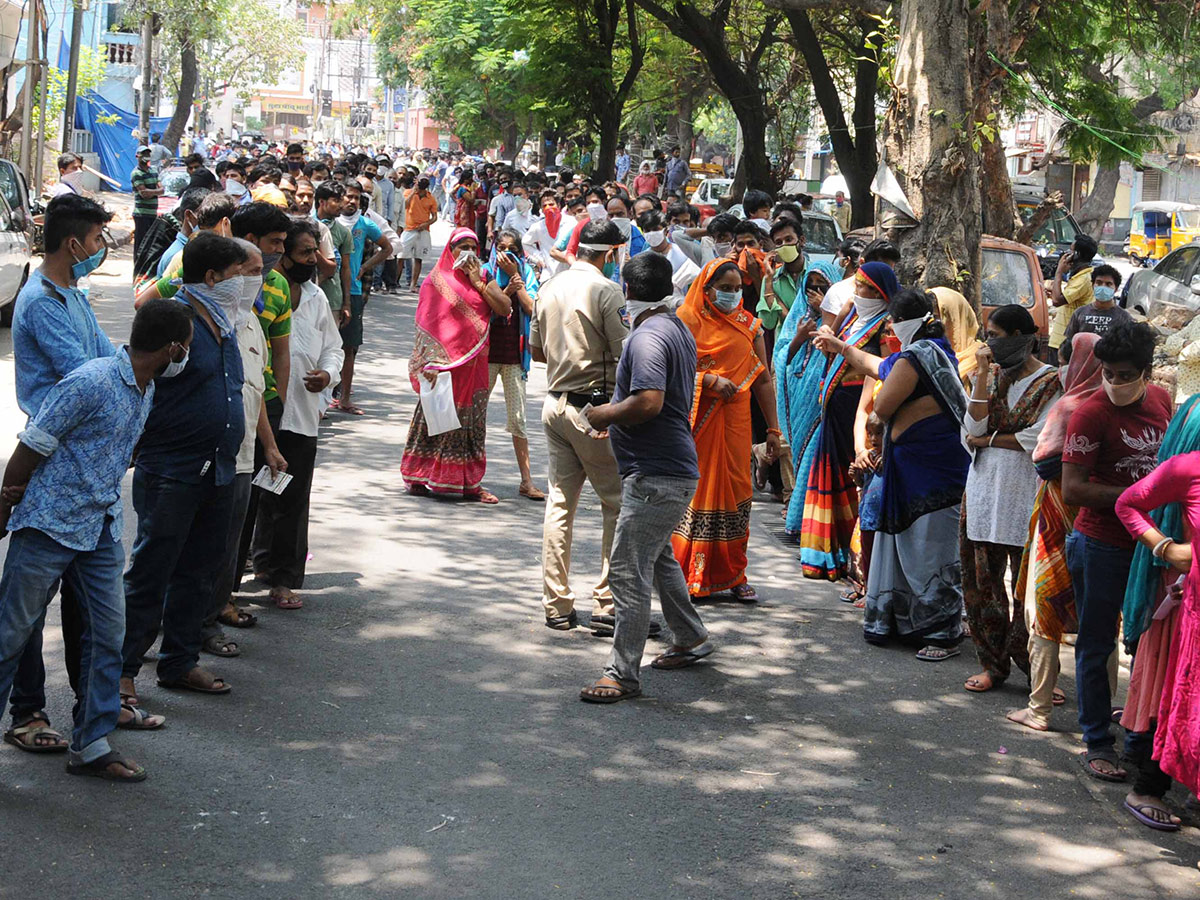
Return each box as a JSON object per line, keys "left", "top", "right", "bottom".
{"left": 1093, "top": 285, "right": 1116, "bottom": 303}
{"left": 712, "top": 288, "right": 742, "bottom": 312}
{"left": 70, "top": 241, "right": 107, "bottom": 281}
{"left": 603, "top": 261, "right": 616, "bottom": 278}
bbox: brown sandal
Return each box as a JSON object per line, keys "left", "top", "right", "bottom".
{"left": 3, "top": 714, "right": 68, "bottom": 753}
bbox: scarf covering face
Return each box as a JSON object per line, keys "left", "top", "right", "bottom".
{"left": 408, "top": 226, "right": 492, "bottom": 391}
{"left": 929, "top": 286, "right": 985, "bottom": 379}
{"left": 1033, "top": 332, "right": 1102, "bottom": 464}
{"left": 678, "top": 258, "right": 765, "bottom": 410}
{"left": 855, "top": 261, "right": 899, "bottom": 302}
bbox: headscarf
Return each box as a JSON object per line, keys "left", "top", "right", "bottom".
{"left": 930, "top": 286, "right": 984, "bottom": 380}
{"left": 1032, "top": 332, "right": 1102, "bottom": 464}
{"left": 251, "top": 184, "right": 288, "bottom": 208}
{"left": 678, "top": 258, "right": 764, "bottom": 403}
{"left": 803, "top": 260, "right": 843, "bottom": 311}
{"left": 408, "top": 226, "right": 491, "bottom": 391}
{"left": 855, "top": 261, "right": 899, "bottom": 302}
{"left": 1122, "top": 393, "right": 1200, "bottom": 645}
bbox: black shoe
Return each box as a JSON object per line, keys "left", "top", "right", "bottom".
{"left": 589, "top": 615, "right": 661, "bottom": 638}
{"left": 545, "top": 611, "right": 579, "bottom": 631}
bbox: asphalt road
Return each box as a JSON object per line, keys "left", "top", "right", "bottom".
{"left": 0, "top": 230, "right": 1197, "bottom": 898}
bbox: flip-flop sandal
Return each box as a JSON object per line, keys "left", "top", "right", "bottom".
{"left": 519, "top": 485, "right": 547, "bottom": 501}
{"left": 274, "top": 594, "right": 303, "bottom": 610}
{"left": 3, "top": 717, "right": 68, "bottom": 753}
{"left": 839, "top": 588, "right": 863, "bottom": 603}
{"left": 1123, "top": 799, "right": 1181, "bottom": 831}
{"left": 202, "top": 635, "right": 241, "bottom": 657}
{"left": 853, "top": 596, "right": 867, "bottom": 609}
{"left": 407, "top": 483, "right": 431, "bottom": 496}
{"left": 66, "top": 750, "right": 147, "bottom": 782}
{"left": 1111, "top": 707, "right": 1125, "bottom": 724}
{"left": 916, "top": 646, "right": 960, "bottom": 662}
{"left": 1080, "top": 750, "right": 1127, "bottom": 783}
{"left": 1053, "top": 688, "right": 1066, "bottom": 707}
{"left": 117, "top": 703, "right": 166, "bottom": 730}
{"left": 730, "top": 584, "right": 758, "bottom": 602}
{"left": 579, "top": 681, "right": 642, "bottom": 704}
{"left": 651, "top": 641, "right": 715, "bottom": 670}
{"left": 218, "top": 607, "right": 257, "bottom": 629}
{"left": 158, "top": 671, "right": 232, "bottom": 695}
{"left": 473, "top": 490, "right": 500, "bottom": 505}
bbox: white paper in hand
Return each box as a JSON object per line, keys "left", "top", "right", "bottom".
{"left": 252, "top": 466, "right": 293, "bottom": 495}
{"left": 419, "top": 373, "right": 461, "bottom": 436}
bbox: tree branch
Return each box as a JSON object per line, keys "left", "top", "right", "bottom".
{"left": 749, "top": 14, "right": 781, "bottom": 70}
{"left": 764, "top": 0, "right": 889, "bottom": 16}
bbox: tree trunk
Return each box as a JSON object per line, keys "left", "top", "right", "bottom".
{"left": 595, "top": 106, "right": 621, "bottom": 181}
{"left": 503, "top": 122, "right": 520, "bottom": 163}
{"left": 979, "top": 130, "right": 1016, "bottom": 239}
{"left": 162, "top": 41, "right": 197, "bottom": 151}
{"left": 1073, "top": 164, "right": 1121, "bottom": 239}
{"left": 882, "top": 0, "right": 981, "bottom": 306}
{"left": 734, "top": 98, "right": 774, "bottom": 191}
{"left": 677, "top": 90, "right": 695, "bottom": 159}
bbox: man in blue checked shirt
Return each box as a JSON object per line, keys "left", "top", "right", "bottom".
{"left": 0, "top": 298, "right": 195, "bottom": 782}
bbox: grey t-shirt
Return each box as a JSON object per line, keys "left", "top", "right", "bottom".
{"left": 1062, "top": 302, "right": 1133, "bottom": 360}
{"left": 608, "top": 313, "right": 700, "bottom": 479}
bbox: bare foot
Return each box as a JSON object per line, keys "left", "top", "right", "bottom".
{"left": 964, "top": 671, "right": 1000, "bottom": 693}
{"left": 271, "top": 586, "right": 303, "bottom": 609}
{"left": 1006, "top": 708, "right": 1049, "bottom": 731}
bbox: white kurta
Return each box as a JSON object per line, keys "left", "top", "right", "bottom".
{"left": 280, "top": 282, "right": 345, "bottom": 438}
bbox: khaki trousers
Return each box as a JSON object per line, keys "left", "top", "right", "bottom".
{"left": 540, "top": 393, "right": 622, "bottom": 618}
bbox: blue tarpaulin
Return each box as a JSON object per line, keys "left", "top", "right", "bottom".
{"left": 73, "top": 92, "right": 172, "bottom": 192}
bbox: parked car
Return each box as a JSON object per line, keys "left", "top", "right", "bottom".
{"left": 0, "top": 183, "right": 33, "bottom": 326}
{"left": 1012, "top": 193, "right": 1091, "bottom": 279}
{"left": 690, "top": 177, "right": 733, "bottom": 219}
{"left": 979, "top": 235, "right": 1050, "bottom": 346}
{"left": 1123, "top": 241, "right": 1200, "bottom": 319}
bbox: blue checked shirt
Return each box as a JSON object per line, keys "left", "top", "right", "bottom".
{"left": 10, "top": 349, "right": 153, "bottom": 551}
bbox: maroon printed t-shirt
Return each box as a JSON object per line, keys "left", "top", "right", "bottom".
{"left": 1062, "top": 382, "right": 1172, "bottom": 548}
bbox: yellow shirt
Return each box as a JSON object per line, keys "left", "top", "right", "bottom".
{"left": 1049, "top": 267, "right": 1094, "bottom": 350}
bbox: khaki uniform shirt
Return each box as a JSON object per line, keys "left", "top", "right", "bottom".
{"left": 530, "top": 261, "right": 628, "bottom": 395}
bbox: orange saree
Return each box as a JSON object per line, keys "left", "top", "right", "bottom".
{"left": 672, "top": 259, "right": 765, "bottom": 596}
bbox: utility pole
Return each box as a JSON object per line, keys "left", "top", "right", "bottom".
{"left": 18, "top": 0, "right": 37, "bottom": 185}
{"left": 138, "top": 14, "right": 154, "bottom": 138}
{"left": 33, "top": 0, "right": 47, "bottom": 193}
{"left": 61, "top": 0, "right": 85, "bottom": 152}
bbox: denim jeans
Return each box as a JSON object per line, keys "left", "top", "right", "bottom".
{"left": 8, "top": 578, "right": 82, "bottom": 725}
{"left": 0, "top": 526, "right": 125, "bottom": 762}
{"left": 604, "top": 474, "right": 706, "bottom": 690}
{"left": 1066, "top": 530, "right": 1135, "bottom": 753}
{"left": 122, "top": 469, "right": 236, "bottom": 683}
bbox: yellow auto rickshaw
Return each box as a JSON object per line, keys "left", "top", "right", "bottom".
{"left": 1128, "top": 201, "right": 1200, "bottom": 261}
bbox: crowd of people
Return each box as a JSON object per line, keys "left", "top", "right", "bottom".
{"left": 1, "top": 139, "right": 1197, "bottom": 842}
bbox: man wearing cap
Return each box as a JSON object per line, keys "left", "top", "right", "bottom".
{"left": 530, "top": 219, "right": 635, "bottom": 636}
{"left": 130, "top": 146, "right": 163, "bottom": 258}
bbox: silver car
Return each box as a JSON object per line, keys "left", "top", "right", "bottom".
{"left": 1124, "top": 242, "right": 1200, "bottom": 319}
{"left": 0, "top": 181, "right": 31, "bottom": 327}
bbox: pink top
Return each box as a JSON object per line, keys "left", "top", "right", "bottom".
{"left": 1116, "top": 451, "right": 1200, "bottom": 558}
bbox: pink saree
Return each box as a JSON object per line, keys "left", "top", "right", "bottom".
{"left": 401, "top": 227, "right": 493, "bottom": 495}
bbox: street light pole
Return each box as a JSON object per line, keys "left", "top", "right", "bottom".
{"left": 61, "top": 0, "right": 85, "bottom": 152}
{"left": 18, "top": 0, "right": 37, "bottom": 185}
{"left": 138, "top": 14, "right": 154, "bottom": 137}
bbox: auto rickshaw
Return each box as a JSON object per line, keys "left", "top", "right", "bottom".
{"left": 1127, "top": 201, "right": 1200, "bottom": 262}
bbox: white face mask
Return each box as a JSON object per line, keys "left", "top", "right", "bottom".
{"left": 224, "top": 178, "right": 247, "bottom": 197}
{"left": 853, "top": 293, "right": 888, "bottom": 321}
{"left": 586, "top": 202, "right": 607, "bottom": 221}
{"left": 161, "top": 346, "right": 189, "bottom": 378}
{"left": 515, "top": 197, "right": 533, "bottom": 215}
{"left": 611, "top": 217, "right": 632, "bottom": 241}
{"left": 239, "top": 275, "right": 263, "bottom": 324}
{"left": 643, "top": 230, "right": 667, "bottom": 249}
{"left": 61, "top": 169, "right": 85, "bottom": 190}
{"left": 891, "top": 313, "right": 930, "bottom": 351}
{"left": 624, "top": 298, "right": 669, "bottom": 327}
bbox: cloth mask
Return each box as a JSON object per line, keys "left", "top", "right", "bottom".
{"left": 239, "top": 276, "right": 263, "bottom": 324}
{"left": 1093, "top": 285, "right": 1116, "bottom": 303}
{"left": 186, "top": 277, "right": 242, "bottom": 337}
{"left": 224, "top": 178, "right": 247, "bottom": 197}
{"left": 712, "top": 288, "right": 743, "bottom": 312}
{"left": 515, "top": 197, "right": 533, "bottom": 215}
{"left": 337, "top": 211, "right": 361, "bottom": 229}
{"left": 891, "top": 313, "right": 931, "bottom": 352}
{"left": 286, "top": 259, "right": 318, "bottom": 283}
{"left": 987, "top": 333, "right": 1032, "bottom": 370}
{"left": 1103, "top": 373, "right": 1146, "bottom": 407}
{"left": 61, "top": 170, "right": 85, "bottom": 191}
{"left": 643, "top": 230, "right": 667, "bottom": 249}
{"left": 611, "top": 217, "right": 632, "bottom": 241}
{"left": 71, "top": 243, "right": 107, "bottom": 281}
{"left": 852, "top": 293, "right": 888, "bottom": 322}
{"left": 775, "top": 244, "right": 801, "bottom": 264}
{"left": 586, "top": 203, "right": 608, "bottom": 222}
{"left": 160, "top": 346, "right": 189, "bottom": 378}
{"left": 261, "top": 251, "right": 283, "bottom": 273}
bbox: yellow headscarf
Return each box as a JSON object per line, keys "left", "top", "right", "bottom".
{"left": 930, "top": 287, "right": 984, "bottom": 381}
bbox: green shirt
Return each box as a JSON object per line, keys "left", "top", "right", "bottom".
{"left": 320, "top": 219, "right": 353, "bottom": 311}
{"left": 757, "top": 265, "right": 801, "bottom": 332}
{"left": 771, "top": 265, "right": 804, "bottom": 312}
{"left": 258, "top": 270, "right": 292, "bottom": 401}
{"left": 130, "top": 165, "right": 159, "bottom": 217}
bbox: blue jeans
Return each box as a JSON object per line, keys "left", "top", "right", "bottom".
{"left": 1066, "top": 530, "right": 1135, "bottom": 753}
{"left": 0, "top": 526, "right": 125, "bottom": 762}
{"left": 122, "top": 469, "right": 236, "bottom": 683}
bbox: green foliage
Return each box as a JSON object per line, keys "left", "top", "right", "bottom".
{"left": 33, "top": 46, "right": 113, "bottom": 141}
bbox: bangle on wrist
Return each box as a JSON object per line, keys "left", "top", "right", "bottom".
{"left": 1153, "top": 537, "right": 1174, "bottom": 559}
{"left": 968, "top": 398, "right": 989, "bottom": 404}
{"left": 988, "top": 432, "right": 997, "bottom": 447}
{"left": 766, "top": 427, "right": 782, "bottom": 437}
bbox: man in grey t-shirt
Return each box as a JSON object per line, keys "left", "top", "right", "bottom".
{"left": 579, "top": 252, "right": 712, "bottom": 704}
{"left": 1061, "top": 265, "right": 1131, "bottom": 362}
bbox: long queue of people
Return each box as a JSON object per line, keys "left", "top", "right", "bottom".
{"left": 396, "top": 167, "right": 1199, "bottom": 834}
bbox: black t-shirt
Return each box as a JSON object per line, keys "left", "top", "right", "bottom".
{"left": 608, "top": 313, "right": 700, "bottom": 479}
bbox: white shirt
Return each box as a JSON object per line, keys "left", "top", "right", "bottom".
{"left": 365, "top": 208, "right": 401, "bottom": 257}
{"left": 503, "top": 209, "right": 534, "bottom": 236}
{"left": 821, "top": 275, "right": 855, "bottom": 318}
{"left": 664, "top": 243, "right": 701, "bottom": 296}
{"left": 280, "top": 282, "right": 346, "bottom": 437}
{"left": 235, "top": 313, "right": 268, "bottom": 474}
{"left": 963, "top": 365, "right": 1060, "bottom": 545}
{"left": 524, "top": 216, "right": 562, "bottom": 282}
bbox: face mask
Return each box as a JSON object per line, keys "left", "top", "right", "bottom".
{"left": 891, "top": 314, "right": 930, "bottom": 352}
{"left": 712, "top": 288, "right": 743, "bottom": 312}
{"left": 625, "top": 298, "right": 668, "bottom": 326}
{"left": 714, "top": 241, "right": 733, "bottom": 258}
{"left": 515, "top": 197, "right": 532, "bottom": 215}
{"left": 1103, "top": 373, "right": 1146, "bottom": 407}
{"left": 289, "top": 161, "right": 303, "bottom": 172}
{"left": 286, "top": 258, "right": 318, "bottom": 283}
{"left": 261, "top": 251, "right": 283, "bottom": 273}
{"left": 204, "top": 273, "right": 245, "bottom": 322}
{"left": 853, "top": 293, "right": 888, "bottom": 321}
{"left": 586, "top": 202, "right": 607, "bottom": 221}
{"left": 338, "top": 211, "right": 361, "bottom": 229}
{"left": 1093, "top": 285, "right": 1116, "bottom": 304}
{"left": 161, "top": 345, "right": 189, "bottom": 378}
{"left": 643, "top": 230, "right": 667, "bottom": 249}
{"left": 61, "top": 170, "right": 85, "bottom": 190}
{"left": 225, "top": 178, "right": 247, "bottom": 196}
{"left": 452, "top": 249, "right": 478, "bottom": 270}
{"left": 70, "top": 241, "right": 107, "bottom": 281}
{"left": 239, "top": 275, "right": 263, "bottom": 321}
{"left": 611, "top": 217, "right": 632, "bottom": 241}
{"left": 602, "top": 256, "right": 617, "bottom": 279}
{"left": 987, "top": 334, "right": 1032, "bottom": 371}
{"left": 312, "top": 178, "right": 325, "bottom": 188}
{"left": 775, "top": 243, "right": 801, "bottom": 264}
